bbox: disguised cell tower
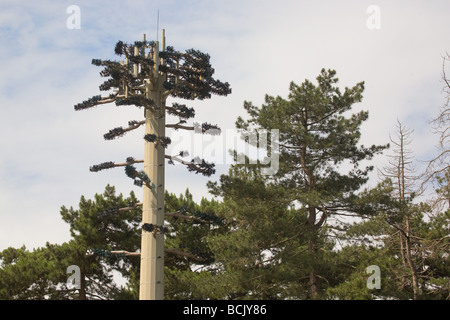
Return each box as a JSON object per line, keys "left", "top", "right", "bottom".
{"left": 74, "top": 30, "right": 231, "bottom": 300}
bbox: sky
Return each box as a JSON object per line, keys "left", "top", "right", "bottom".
{"left": 0, "top": 0, "right": 448, "bottom": 251}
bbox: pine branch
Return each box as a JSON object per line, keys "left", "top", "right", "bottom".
{"left": 74, "top": 94, "right": 125, "bottom": 111}
{"left": 165, "top": 123, "right": 194, "bottom": 131}
{"left": 165, "top": 122, "right": 220, "bottom": 135}
{"left": 187, "top": 157, "right": 216, "bottom": 176}
{"left": 124, "top": 164, "right": 155, "bottom": 189}
{"left": 144, "top": 134, "right": 171, "bottom": 148}
{"left": 166, "top": 103, "right": 196, "bottom": 119}
{"left": 165, "top": 211, "right": 210, "bottom": 224}
{"left": 91, "top": 59, "right": 136, "bottom": 92}
{"left": 196, "top": 122, "right": 221, "bottom": 135}
{"left": 87, "top": 248, "right": 126, "bottom": 259}
{"left": 165, "top": 155, "right": 215, "bottom": 176}
{"left": 114, "top": 40, "right": 156, "bottom": 58}
{"left": 98, "top": 202, "right": 222, "bottom": 225}
{"left": 169, "top": 206, "right": 223, "bottom": 225}
{"left": 142, "top": 223, "right": 168, "bottom": 234}
{"left": 98, "top": 202, "right": 221, "bottom": 226}
{"left": 161, "top": 48, "right": 231, "bottom": 100}
{"left": 110, "top": 250, "right": 141, "bottom": 257}
{"left": 103, "top": 120, "right": 145, "bottom": 140}
{"left": 89, "top": 247, "right": 209, "bottom": 262}
{"left": 90, "top": 158, "right": 144, "bottom": 172}
{"left": 165, "top": 248, "right": 210, "bottom": 263}
{"left": 191, "top": 210, "right": 224, "bottom": 225}
{"left": 119, "top": 201, "right": 143, "bottom": 212}
{"left": 115, "top": 96, "right": 155, "bottom": 109}
{"left": 90, "top": 161, "right": 116, "bottom": 172}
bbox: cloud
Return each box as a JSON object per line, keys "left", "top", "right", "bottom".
{"left": 0, "top": 0, "right": 448, "bottom": 250}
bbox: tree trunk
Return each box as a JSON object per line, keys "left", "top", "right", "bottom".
{"left": 404, "top": 215, "right": 420, "bottom": 299}
{"left": 395, "top": 121, "right": 420, "bottom": 299}
{"left": 309, "top": 269, "right": 319, "bottom": 298}
{"left": 307, "top": 207, "right": 320, "bottom": 298}
{"left": 78, "top": 269, "right": 87, "bottom": 300}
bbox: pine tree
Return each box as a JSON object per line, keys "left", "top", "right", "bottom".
{"left": 218, "top": 69, "right": 388, "bottom": 298}
{"left": 0, "top": 244, "right": 78, "bottom": 300}
{"left": 0, "top": 185, "right": 225, "bottom": 299}
{"left": 207, "top": 165, "right": 312, "bottom": 299}
{"left": 60, "top": 185, "right": 142, "bottom": 299}
{"left": 0, "top": 186, "right": 141, "bottom": 300}
{"left": 0, "top": 186, "right": 140, "bottom": 300}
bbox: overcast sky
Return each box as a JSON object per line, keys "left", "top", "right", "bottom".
{"left": 0, "top": 0, "right": 448, "bottom": 251}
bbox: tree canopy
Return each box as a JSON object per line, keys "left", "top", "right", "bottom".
{"left": 1, "top": 68, "right": 448, "bottom": 300}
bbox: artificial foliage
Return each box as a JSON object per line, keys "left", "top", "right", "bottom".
{"left": 143, "top": 134, "right": 172, "bottom": 149}
{"left": 124, "top": 164, "right": 154, "bottom": 189}
{"left": 88, "top": 248, "right": 127, "bottom": 259}
{"left": 71, "top": 34, "right": 231, "bottom": 299}
{"left": 142, "top": 223, "right": 168, "bottom": 234}
{"left": 74, "top": 35, "right": 231, "bottom": 179}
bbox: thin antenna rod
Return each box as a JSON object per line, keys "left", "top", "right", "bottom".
{"left": 156, "top": 10, "right": 160, "bottom": 42}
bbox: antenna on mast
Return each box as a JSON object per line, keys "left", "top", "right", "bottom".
{"left": 156, "top": 10, "right": 160, "bottom": 42}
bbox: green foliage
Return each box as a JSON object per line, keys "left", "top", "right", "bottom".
{"left": 206, "top": 165, "right": 312, "bottom": 299}
{"left": 162, "top": 189, "right": 227, "bottom": 299}
{"left": 219, "top": 69, "right": 389, "bottom": 298}
{"left": 4, "top": 65, "right": 449, "bottom": 300}
{"left": 338, "top": 185, "right": 450, "bottom": 300}
{"left": 0, "top": 185, "right": 230, "bottom": 299}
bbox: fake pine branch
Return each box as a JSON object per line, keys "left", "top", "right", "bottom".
{"left": 142, "top": 223, "right": 168, "bottom": 235}
{"left": 187, "top": 157, "right": 216, "bottom": 176}
{"left": 97, "top": 201, "right": 221, "bottom": 226}
{"left": 90, "top": 158, "right": 144, "bottom": 172}
{"left": 124, "top": 164, "right": 155, "bottom": 189}
{"left": 90, "top": 161, "right": 116, "bottom": 172}
{"left": 166, "top": 122, "right": 221, "bottom": 135}
{"left": 115, "top": 96, "right": 156, "bottom": 109}
{"left": 166, "top": 154, "right": 215, "bottom": 176}
{"left": 104, "top": 120, "right": 145, "bottom": 140}
{"left": 144, "top": 134, "right": 172, "bottom": 148}
{"left": 88, "top": 248, "right": 210, "bottom": 263}
{"left": 166, "top": 103, "right": 195, "bottom": 119}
